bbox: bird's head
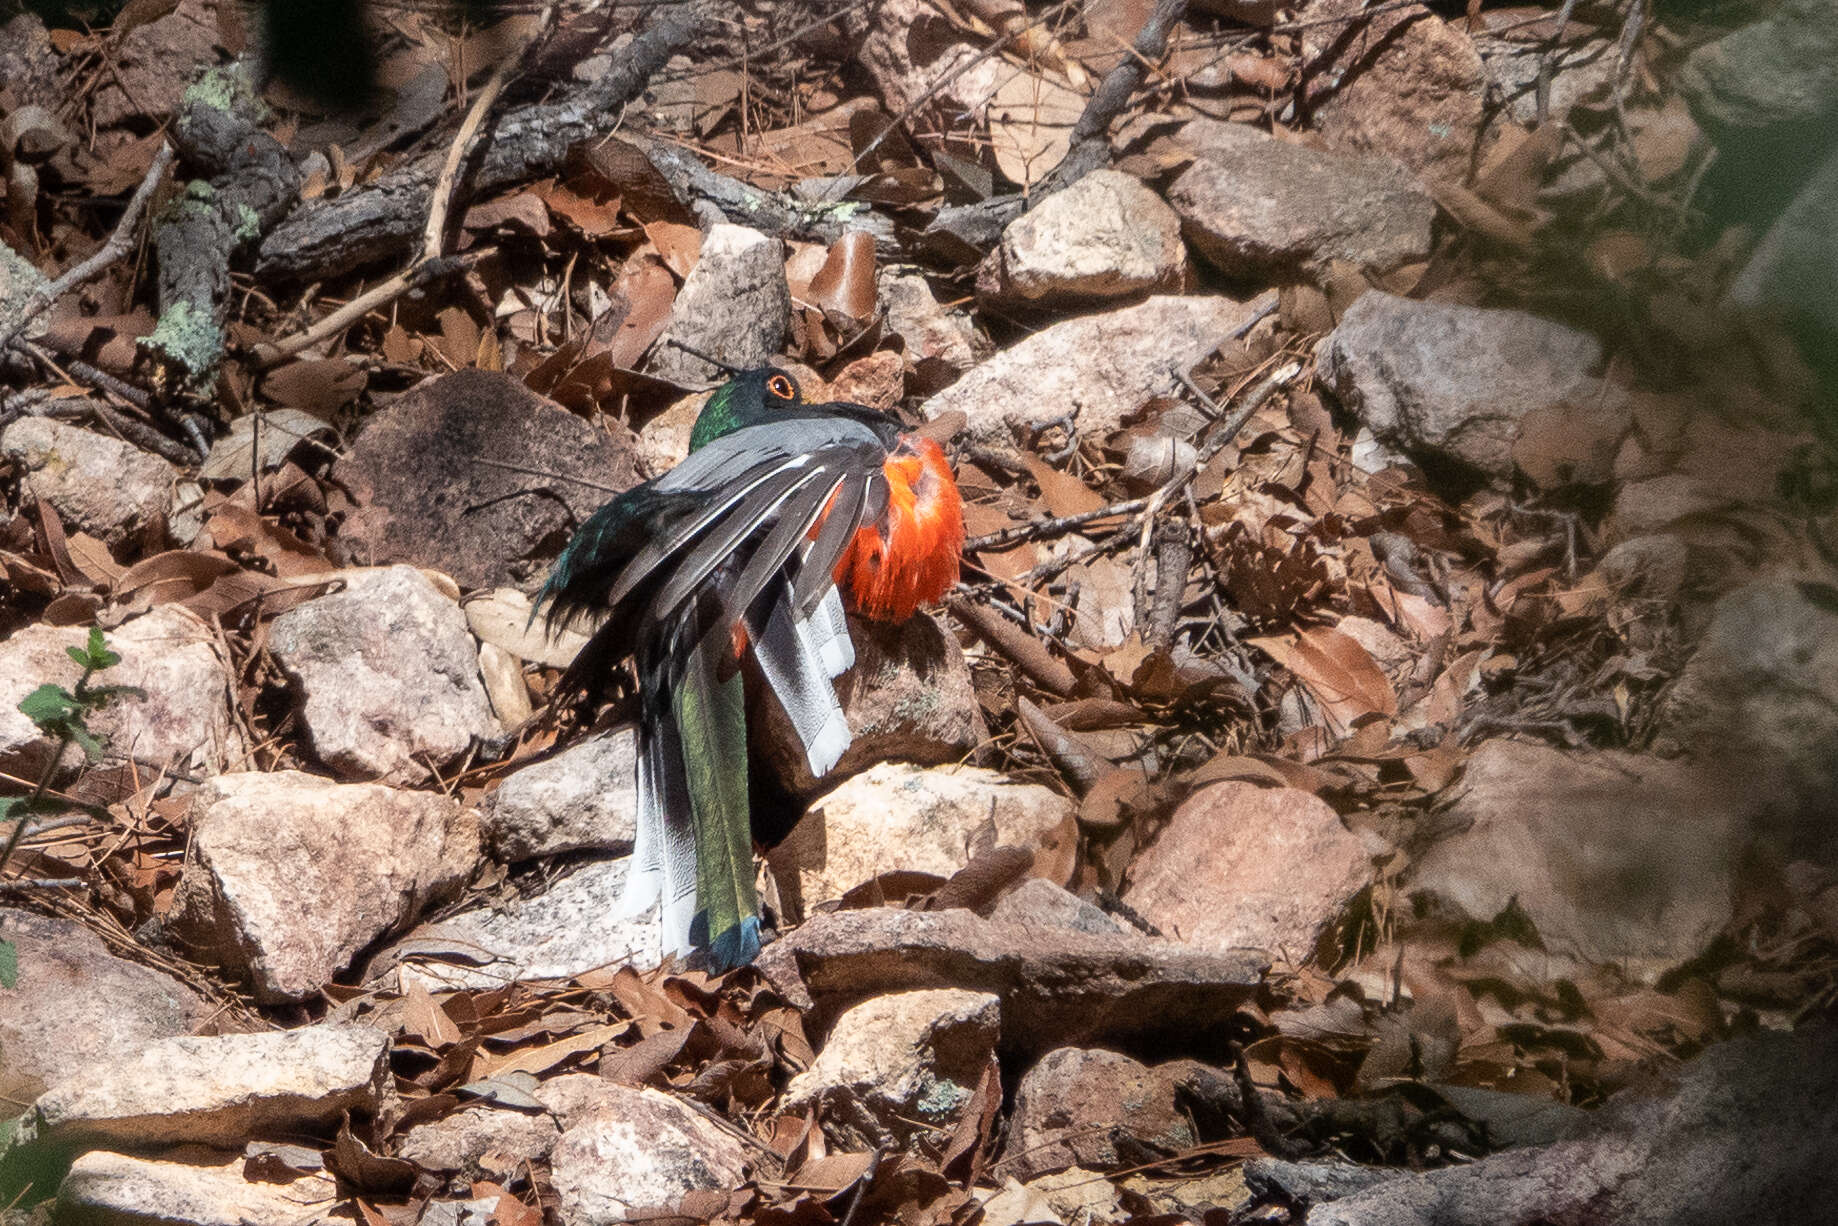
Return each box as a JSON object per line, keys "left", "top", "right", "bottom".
{"left": 688, "top": 367, "right": 807, "bottom": 452}
{"left": 688, "top": 366, "right": 902, "bottom": 452}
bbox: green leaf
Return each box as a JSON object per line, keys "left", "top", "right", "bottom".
{"left": 68, "top": 725, "right": 104, "bottom": 761}
{"left": 17, "top": 685, "right": 79, "bottom": 727}
{"left": 0, "top": 940, "right": 16, "bottom": 990}
{"left": 65, "top": 627, "right": 119, "bottom": 672}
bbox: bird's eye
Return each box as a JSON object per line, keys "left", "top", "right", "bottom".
{"left": 766, "top": 374, "right": 797, "bottom": 401}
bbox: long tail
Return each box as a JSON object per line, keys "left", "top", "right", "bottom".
{"left": 676, "top": 639, "right": 761, "bottom": 969}
{"left": 750, "top": 584, "right": 854, "bottom": 776}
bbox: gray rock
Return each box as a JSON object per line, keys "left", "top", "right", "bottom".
{"left": 1476, "top": 28, "right": 1618, "bottom": 129}
{"left": 1300, "top": 0, "right": 1487, "bottom": 185}
{"left": 57, "top": 1149, "right": 342, "bottom": 1226}
{"left": 768, "top": 763, "right": 1076, "bottom": 924}
{"left": 548, "top": 1084, "right": 749, "bottom": 1225}
{"left": 168, "top": 771, "right": 481, "bottom": 1003}
{"left": 1409, "top": 741, "right": 1743, "bottom": 981}
{"left": 1316, "top": 292, "right": 1606, "bottom": 478}
{"left": 1124, "top": 782, "right": 1374, "bottom": 959}
{"left": 754, "top": 611, "right": 988, "bottom": 799}
{"left": 1, "top": 417, "right": 176, "bottom": 548}
{"left": 1661, "top": 578, "right": 1838, "bottom": 852}
{"left": 649, "top": 224, "right": 791, "bottom": 384}
{"left": 978, "top": 170, "right": 1187, "bottom": 306}
{"left": 923, "top": 295, "right": 1260, "bottom": 445}
{"left": 783, "top": 989, "right": 999, "bottom": 1150}
{"left": 1167, "top": 121, "right": 1434, "bottom": 279}
{"left": 879, "top": 270, "right": 981, "bottom": 391}
{"left": 0, "top": 241, "right": 50, "bottom": 347}
{"left": 0, "top": 14, "right": 60, "bottom": 113}
{"left": 0, "top": 910, "right": 213, "bottom": 1108}
{"left": 1004, "top": 1047, "right": 1195, "bottom": 1180}
{"left": 331, "top": 368, "right": 638, "bottom": 593}
{"left": 396, "top": 1104, "right": 560, "bottom": 1179}
{"left": 483, "top": 729, "right": 638, "bottom": 862}
{"left": 1303, "top": 1026, "right": 1838, "bottom": 1225}
{"left": 376, "top": 857, "right": 662, "bottom": 991}
{"left": 1725, "top": 140, "right": 1838, "bottom": 340}
{"left": 988, "top": 878, "right": 1121, "bottom": 935}
{"left": 0, "top": 605, "right": 242, "bottom": 782}
{"left": 34, "top": 1024, "right": 393, "bottom": 1148}
{"left": 756, "top": 907, "right": 1267, "bottom": 1058}
{"left": 1679, "top": 0, "right": 1838, "bottom": 138}
{"left": 268, "top": 566, "right": 501, "bottom": 784}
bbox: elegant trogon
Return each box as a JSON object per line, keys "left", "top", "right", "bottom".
{"left": 532, "top": 367, "right": 964, "bottom": 969}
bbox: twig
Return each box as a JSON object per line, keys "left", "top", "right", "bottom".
{"left": 250, "top": 247, "right": 499, "bottom": 367}
{"left": 0, "top": 141, "right": 174, "bottom": 355}
{"left": 1033, "top": 0, "right": 1189, "bottom": 200}
{"left": 422, "top": 6, "right": 556, "bottom": 262}
{"left": 948, "top": 596, "right": 1076, "bottom": 696}
{"left": 1535, "top": 0, "right": 1583, "bottom": 125}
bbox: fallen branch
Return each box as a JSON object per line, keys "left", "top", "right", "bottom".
{"left": 0, "top": 142, "right": 174, "bottom": 355}
{"left": 257, "top": 2, "right": 700, "bottom": 284}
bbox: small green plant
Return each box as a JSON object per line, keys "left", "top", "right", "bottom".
{"left": 0, "top": 627, "right": 140, "bottom": 989}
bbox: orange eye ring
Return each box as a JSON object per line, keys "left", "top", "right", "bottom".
{"left": 766, "top": 373, "right": 797, "bottom": 401}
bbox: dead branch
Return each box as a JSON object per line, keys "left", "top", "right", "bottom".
{"left": 0, "top": 142, "right": 173, "bottom": 356}
{"left": 256, "top": 2, "right": 701, "bottom": 285}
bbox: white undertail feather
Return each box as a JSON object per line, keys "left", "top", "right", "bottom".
{"left": 623, "top": 716, "right": 700, "bottom": 959}
{"left": 809, "top": 587, "right": 854, "bottom": 678}
{"left": 754, "top": 595, "right": 853, "bottom": 777}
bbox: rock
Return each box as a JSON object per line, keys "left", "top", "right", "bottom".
{"left": 331, "top": 368, "right": 638, "bottom": 593}
{"left": 1660, "top": 579, "right": 1838, "bottom": 845}
{"left": 1, "top": 417, "right": 176, "bottom": 549}
{"left": 826, "top": 350, "right": 906, "bottom": 410}
{"left": 0, "top": 241, "right": 51, "bottom": 347}
{"left": 977, "top": 170, "right": 1187, "bottom": 306}
{"left": 1004, "top": 1048, "right": 1195, "bottom": 1180}
{"left": 784, "top": 989, "right": 1000, "bottom": 1149}
{"left": 1300, "top": 0, "right": 1487, "bottom": 184}
{"left": 1476, "top": 26, "right": 1618, "bottom": 129}
{"left": 0, "top": 14, "right": 60, "bottom": 113}
{"left": 33, "top": 1024, "right": 392, "bottom": 1148}
{"left": 756, "top": 907, "right": 1266, "bottom": 1057}
{"left": 376, "top": 857, "right": 662, "bottom": 991}
{"left": 168, "top": 771, "right": 480, "bottom": 1003}
{"left": 1243, "top": 1157, "right": 1396, "bottom": 1208}
{"left": 548, "top": 1084, "right": 748, "bottom": 1225}
{"left": 1024, "top": 1166, "right": 1127, "bottom": 1223}
{"left": 1725, "top": 140, "right": 1838, "bottom": 342}
{"left": 649, "top": 224, "right": 791, "bottom": 384}
{"left": 477, "top": 641, "right": 532, "bottom": 726}
{"left": 464, "top": 586, "right": 588, "bottom": 670}
{"left": 89, "top": 0, "right": 223, "bottom": 129}
{"left": 57, "top": 1149, "right": 341, "bottom": 1226}
{"left": 1124, "top": 782, "right": 1373, "bottom": 959}
{"left": 755, "top": 612, "right": 987, "bottom": 798}
{"left": 635, "top": 390, "right": 707, "bottom": 479}
{"left": 1678, "top": 0, "right": 1838, "bottom": 139}
{"left": 483, "top": 729, "right": 638, "bottom": 862}
{"left": 267, "top": 566, "right": 501, "bottom": 784}
{"left": 879, "top": 269, "right": 981, "bottom": 392}
{"left": 1606, "top": 472, "right": 1732, "bottom": 542}
{"left": 1315, "top": 292, "right": 1606, "bottom": 478}
{"left": 396, "top": 1105, "right": 561, "bottom": 1179}
{"left": 769, "top": 763, "right": 1077, "bottom": 922}
{"left": 1166, "top": 121, "right": 1434, "bottom": 279}
{"left": 0, "top": 605, "right": 241, "bottom": 782}
{"left": 988, "top": 878, "right": 1121, "bottom": 935}
{"left": 1408, "top": 742, "right": 1742, "bottom": 981}
{"left": 841, "top": 0, "right": 1001, "bottom": 136}
{"left": 1303, "top": 1026, "right": 1838, "bottom": 1224}
{"left": 0, "top": 910, "right": 214, "bottom": 1109}
{"left": 923, "top": 295, "right": 1258, "bottom": 446}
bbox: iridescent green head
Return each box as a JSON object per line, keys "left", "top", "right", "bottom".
{"left": 688, "top": 368, "right": 808, "bottom": 452}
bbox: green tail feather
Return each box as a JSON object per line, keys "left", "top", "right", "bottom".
{"left": 675, "top": 646, "right": 761, "bottom": 969}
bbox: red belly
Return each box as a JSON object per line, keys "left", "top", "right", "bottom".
{"left": 834, "top": 436, "right": 963, "bottom": 621}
